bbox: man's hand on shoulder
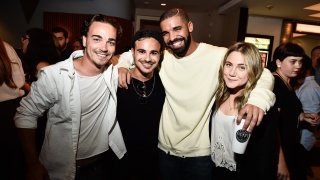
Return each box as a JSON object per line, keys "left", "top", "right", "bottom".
{"left": 118, "top": 67, "right": 130, "bottom": 89}
{"left": 236, "top": 104, "right": 264, "bottom": 132}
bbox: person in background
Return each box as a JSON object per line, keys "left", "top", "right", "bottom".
{"left": 295, "top": 55, "right": 320, "bottom": 150}
{"left": 311, "top": 45, "right": 320, "bottom": 85}
{"left": 295, "top": 55, "right": 320, "bottom": 177}
{"left": 210, "top": 42, "right": 278, "bottom": 180}
{"left": 52, "top": 26, "right": 73, "bottom": 61}
{"left": 268, "top": 42, "right": 316, "bottom": 180}
{"left": 0, "top": 37, "right": 26, "bottom": 179}
{"left": 118, "top": 8, "right": 275, "bottom": 180}
{"left": 21, "top": 28, "right": 60, "bottom": 86}
{"left": 115, "top": 29, "right": 165, "bottom": 180}
{"left": 72, "top": 37, "right": 84, "bottom": 52}
{"left": 14, "top": 14, "right": 126, "bottom": 180}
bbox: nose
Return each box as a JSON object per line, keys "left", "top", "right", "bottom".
{"left": 167, "top": 31, "right": 176, "bottom": 42}
{"left": 100, "top": 43, "right": 110, "bottom": 52}
{"left": 229, "top": 67, "right": 237, "bottom": 76}
{"left": 144, "top": 53, "right": 152, "bottom": 62}
{"left": 295, "top": 61, "right": 302, "bottom": 69}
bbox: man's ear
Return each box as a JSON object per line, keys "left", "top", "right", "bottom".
{"left": 82, "top": 36, "right": 86, "bottom": 48}
{"left": 188, "top": 21, "right": 193, "bottom": 33}
{"left": 276, "top": 59, "right": 281, "bottom": 68}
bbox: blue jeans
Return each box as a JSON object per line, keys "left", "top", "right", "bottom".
{"left": 159, "top": 149, "right": 213, "bottom": 180}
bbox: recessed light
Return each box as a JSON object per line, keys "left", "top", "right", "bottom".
{"left": 304, "top": 3, "right": 320, "bottom": 11}
{"left": 265, "top": 4, "right": 274, "bottom": 10}
{"left": 309, "top": 13, "right": 320, "bottom": 18}
{"left": 161, "top": 3, "right": 166, "bottom": 6}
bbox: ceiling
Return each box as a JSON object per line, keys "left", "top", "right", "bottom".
{"left": 134, "top": 0, "right": 320, "bottom": 23}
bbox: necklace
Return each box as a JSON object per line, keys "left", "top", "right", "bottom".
{"left": 131, "top": 75, "right": 155, "bottom": 104}
{"left": 275, "top": 71, "right": 293, "bottom": 91}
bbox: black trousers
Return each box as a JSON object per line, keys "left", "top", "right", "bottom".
{"left": 0, "top": 97, "right": 25, "bottom": 180}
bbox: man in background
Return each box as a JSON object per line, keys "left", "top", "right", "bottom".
{"left": 311, "top": 45, "right": 320, "bottom": 85}
{"left": 52, "top": 26, "right": 73, "bottom": 61}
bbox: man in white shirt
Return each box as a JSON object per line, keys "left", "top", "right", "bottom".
{"left": 15, "top": 14, "right": 126, "bottom": 180}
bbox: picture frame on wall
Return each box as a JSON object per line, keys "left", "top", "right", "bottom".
{"left": 244, "top": 34, "right": 274, "bottom": 67}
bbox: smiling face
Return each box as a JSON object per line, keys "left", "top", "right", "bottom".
{"left": 82, "top": 22, "right": 117, "bottom": 69}
{"left": 160, "top": 15, "right": 192, "bottom": 57}
{"left": 277, "top": 56, "right": 303, "bottom": 79}
{"left": 223, "top": 51, "right": 249, "bottom": 92}
{"left": 132, "top": 37, "right": 161, "bottom": 78}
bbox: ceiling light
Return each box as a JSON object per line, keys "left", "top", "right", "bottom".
{"left": 304, "top": 3, "right": 320, "bottom": 11}
{"left": 293, "top": 33, "right": 306, "bottom": 38}
{"left": 296, "top": 23, "right": 320, "bottom": 34}
{"left": 265, "top": 4, "right": 274, "bottom": 10}
{"left": 161, "top": 3, "right": 166, "bottom": 6}
{"left": 309, "top": 13, "right": 320, "bottom": 18}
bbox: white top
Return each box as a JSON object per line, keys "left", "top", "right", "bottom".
{"left": 0, "top": 41, "right": 25, "bottom": 102}
{"left": 211, "top": 110, "right": 236, "bottom": 171}
{"left": 77, "top": 72, "right": 111, "bottom": 159}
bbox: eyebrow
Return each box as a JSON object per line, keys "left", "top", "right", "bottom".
{"left": 91, "top": 35, "right": 116, "bottom": 42}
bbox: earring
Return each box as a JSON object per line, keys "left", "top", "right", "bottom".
{"left": 277, "top": 65, "right": 281, "bottom": 68}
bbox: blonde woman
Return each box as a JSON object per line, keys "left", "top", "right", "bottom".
{"left": 211, "top": 42, "right": 278, "bottom": 179}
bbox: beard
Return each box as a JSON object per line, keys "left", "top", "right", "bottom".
{"left": 167, "top": 33, "right": 191, "bottom": 57}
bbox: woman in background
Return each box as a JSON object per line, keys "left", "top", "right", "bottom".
{"left": 0, "top": 37, "right": 26, "bottom": 179}
{"left": 268, "top": 42, "right": 315, "bottom": 180}
{"left": 21, "top": 28, "right": 60, "bottom": 84}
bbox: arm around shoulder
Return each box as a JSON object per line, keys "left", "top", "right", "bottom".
{"left": 115, "top": 50, "right": 134, "bottom": 69}
{"left": 247, "top": 68, "right": 276, "bottom": 113}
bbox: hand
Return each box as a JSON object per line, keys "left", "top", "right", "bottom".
{"left": 118, "top": 67, "right": 131, "bottom": 89}
{"left": 236, "top": 104, "right": 264, "bottom": 132}
{"left": 301, "top": 113, "right": 319, "bottom": 126}
{"left": 25, "top": 161, "right": 50, "bottom": 180}
{"left": 277, "top": 159, "right": 290, "bottom": 180}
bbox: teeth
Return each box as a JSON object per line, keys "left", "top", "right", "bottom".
{"left": 172, "top": 41, "right": 183, "bottom": 48}
{"left": 143, "top": 64, "right": 152, "bottom": 68}
{"left": 97, "top": 54, "right": 107, "bottom": 57}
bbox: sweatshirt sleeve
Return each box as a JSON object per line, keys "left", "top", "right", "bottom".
{"left": 247, "top": 68, "right": 276, "bottom": 112}
{"left": 116, "top": 50, "right": 134, "bottom": 69}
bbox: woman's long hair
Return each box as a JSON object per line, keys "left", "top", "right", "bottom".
{"left": 0, "top": 37, "right": 16, "bottom": 88}
{"left": 214, "top": 42, "right": 263, "bottom": 113}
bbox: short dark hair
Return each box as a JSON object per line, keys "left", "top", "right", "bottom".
{"left": 302, "top": 55, "right": 314, "bottom": 74}
{"left": 52, "top": 26, "right": 68, "bottom": 38}
{"left": 131, "top": 29, "right": 164, "bottom": 52}
{"left": 81, "top": 14, "right": 122, "bottom": 43}
{"left": 159, "top": 8, "right": 190, "bottom": 23}
{"left": 311, "top": 45, "right": 320, "bottom": 55}
{"left": 268, "top": 42, "right": 305, "bottom": 72}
